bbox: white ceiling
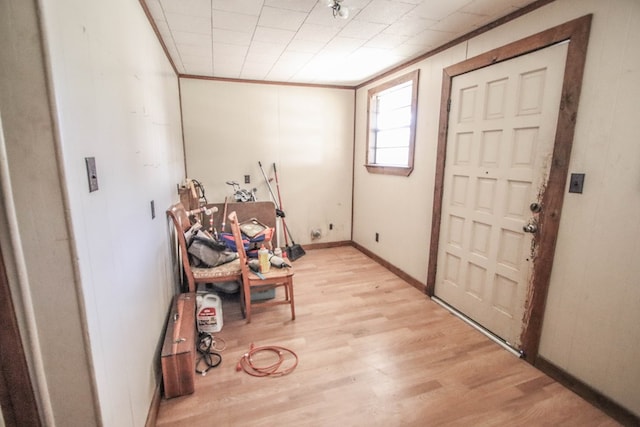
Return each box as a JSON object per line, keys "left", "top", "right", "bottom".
{"left": 143, "top": 0, "right": 541, "bottom": 86}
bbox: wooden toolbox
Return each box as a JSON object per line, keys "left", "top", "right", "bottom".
{"left": 161, "top": 293, "right": 196, "bottom": 398}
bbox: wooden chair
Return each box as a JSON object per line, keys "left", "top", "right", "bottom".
{"left": 167, "top": 203, "right": 241, "bottom": 293}
{"left": 228, "top": 211, "right": 295, "bottom": 323}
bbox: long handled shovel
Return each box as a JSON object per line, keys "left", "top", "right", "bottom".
{"left": 273, "top": 163, "right": 305, "bottom": 261}
{"left": 258, "top": 162, "right": 286, "bottom": 248}
{"left": 258, "top": 161, "right": 288, "bottom": 248}
{"left": 257, "top": 161, "right": 305, "bottom": 261}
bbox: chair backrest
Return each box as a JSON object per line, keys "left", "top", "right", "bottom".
{"left": 166, "top": 202, "right": 195, "bottom": 292}
{"left": 228, "top": 211, "right": 249, "bottom": 277}
{"left": 167, "top": 203, "right": 191, "bottom": 232}
{"left": 228, "top": 211, "right": 255, "bottom": 310}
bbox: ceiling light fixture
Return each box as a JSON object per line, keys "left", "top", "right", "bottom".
{"left": 327, "top": 0, "right": 349, "bottom": 19}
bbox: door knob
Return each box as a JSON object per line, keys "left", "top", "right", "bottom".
{"left": 523, "top": 223, "right": 538, "bottom": 233}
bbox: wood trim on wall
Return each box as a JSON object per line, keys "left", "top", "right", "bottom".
{"left": 351, "top": 242, "right": 426, "bottom": 293}
{"left": 425, "top": 15, "right": 593, "bottom": 364}
{"left": 285, "top": 240, "right": 426, "bottom": 293}
{"left": 138, "top": 0, "right": 179, "bottom": 76}
{"left": 179, "top": 74, "right": 354, "bottom": 91}
{"left": 0, "top": 247, "right": 41, "bottom": 427}
{"left": 535, "top": 357, "right": 640, "bottom": 426}
{"left": 303, "top": 240, "right": 352, "bottom": 251}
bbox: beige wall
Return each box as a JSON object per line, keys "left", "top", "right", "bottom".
{"left": 0, "top": 0, "right": 98, "bottom": 424}
{"left": 180, "top": 78, "right": 354, "bottom": 246}
{"left": 1, "top": 0, "right": 184, "bottom": 426}
{"left": 40, "top": 0, "right": 185, "bottom": 423}
{"left": 353, "top": 0, "right": 639, "bottom": 416}
{"left": 535, "top": 0, "right": 640, "bottom": 415}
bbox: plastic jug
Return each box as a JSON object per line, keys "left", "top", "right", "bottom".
{"left": 196, "top": 294, "right": 223, "bottom": 333}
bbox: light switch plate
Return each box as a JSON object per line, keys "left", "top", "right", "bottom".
{"left": 569, "top": 173, "right": 585, "bottom": 194}
{"left": 85, "top": 157, "right": 99, "bottom": 192}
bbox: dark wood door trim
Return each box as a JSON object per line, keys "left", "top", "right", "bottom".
{"left": 426, "top": 15, "right": 592, "bottom": 363}
{"left": 0, "top": 246, "right": 41, "bottom": 426}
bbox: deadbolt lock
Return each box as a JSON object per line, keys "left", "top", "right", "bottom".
{"left": 529, "top": 202, "right": 542, "bottom": 213}
{"left": 523, "top": 222, "right": 538, "bottom": 233}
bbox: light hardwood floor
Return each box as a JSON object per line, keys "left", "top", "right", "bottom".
{"left": 155, "top": 246, "right": 619, "bottom": 426}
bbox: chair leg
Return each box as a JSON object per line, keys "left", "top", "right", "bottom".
{"left": 288, "top": 279, "right": 295, "bottom": 320}
{"left": 239, "top": 289, "right": 246, "bottom": 319}
{"left": 243, "top": 281, "right": 294, "bottom": 322}
{"left": 242, "top": 283, "right": 251, "bottom": 323}
{"left": 246, "top": 293, "right": 252, "bottom": 323}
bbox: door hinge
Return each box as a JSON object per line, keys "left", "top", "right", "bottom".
{"left": 447, "top": 99, "right": 451, "bottom": 112}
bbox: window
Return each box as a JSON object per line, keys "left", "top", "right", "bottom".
{"left": 365, "top": 70, "right": 419, "bottom": 176}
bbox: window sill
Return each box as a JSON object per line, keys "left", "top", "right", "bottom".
{"left": 365, "top": 164, "right": 413, "bottom": 176}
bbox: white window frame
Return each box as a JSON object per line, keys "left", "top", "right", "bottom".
{"left": 365, "top": 69, "right": 419, "bottom": 176}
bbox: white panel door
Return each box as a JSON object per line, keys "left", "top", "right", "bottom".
{"left": 434, "top": 42, "right": 568, "bottom": 350}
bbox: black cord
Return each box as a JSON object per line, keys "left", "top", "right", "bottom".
{"left": 191, "top": 179, "right": 207, "bottom": 204}
{"left": 196, "top": 332, "right": 222, "bottom": 375}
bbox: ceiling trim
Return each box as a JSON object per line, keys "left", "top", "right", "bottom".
{"left": 178, "top": 73, "right": 354, "bottom": 90}
{"left": 138, "top": 0, "right": 179, "bottom": 76}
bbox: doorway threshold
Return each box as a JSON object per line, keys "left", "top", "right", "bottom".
{"left": 431, "top": 296, "right": 523, "bottom": 358}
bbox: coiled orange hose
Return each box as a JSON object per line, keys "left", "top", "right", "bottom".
{"left": 236, "top": 343, "right": 298, "bottom": 377}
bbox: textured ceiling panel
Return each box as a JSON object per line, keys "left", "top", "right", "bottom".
{"left": 145, "top": 0, "right": 542, "bottom": 86}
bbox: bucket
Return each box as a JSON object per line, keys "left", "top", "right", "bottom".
{"left": 196, "top": 294, "right": 223, "bottom": 333}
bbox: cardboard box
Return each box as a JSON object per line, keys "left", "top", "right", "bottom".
{"left": 251, "top": 287, "right": 275, "bottom": 302}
